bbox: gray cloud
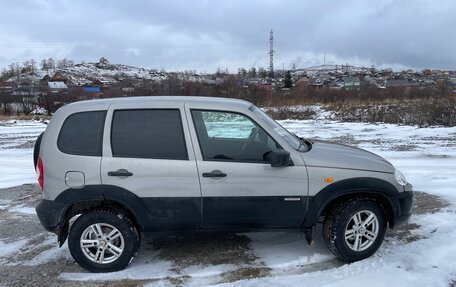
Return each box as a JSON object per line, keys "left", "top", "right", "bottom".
{"left": 0, "top": 0, "right": 455, "bottom": 72}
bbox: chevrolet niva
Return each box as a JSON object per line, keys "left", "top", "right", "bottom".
{"left": 34, "top": 96, "right": 413, "bottom": 272}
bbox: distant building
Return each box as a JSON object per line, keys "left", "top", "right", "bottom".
{"left": 0, "top": 81, "right": 15, "bottom": 92}
{"left": 342, "top": 77, "right": 361, "bottom": 89}
{"left": 310, "top": 77, "right": 323, "bottom": 87}
{"left": 121, "top": 87, "right": 135, "bottom": 92}
{"left": 47, "top": 81, "right": 68, "bottom": 93}
{"left": 41, "top": 74, "right": 51, "bottom": 83}
{"left": 68, "top": 87, "right": 101, "bottom": 100}
{"left": 295, "top": 77, "right": 310, "bottom": 88}
{"left": 386, "top": 79, "right": 420, "bottom": 88}
{"left": 51, "top": 71, "right": 68, "bottom": 83}
{"left": 92, "top": 78, "right": 112, "bottom": 89}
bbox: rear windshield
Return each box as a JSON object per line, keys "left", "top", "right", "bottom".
{"left": 57, "top": 111, "right": 106, "bottom": 156}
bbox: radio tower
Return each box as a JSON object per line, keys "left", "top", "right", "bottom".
{"left": 268, "top": 29, "right": 275, "bottom": 78}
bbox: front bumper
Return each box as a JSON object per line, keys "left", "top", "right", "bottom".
{"left": 394, "top": 183, "right": 414, "bottom": 226}
{"left": 35, "top": 199, "right": 66, "bottom": 233}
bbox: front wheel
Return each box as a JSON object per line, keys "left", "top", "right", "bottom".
{"left": 323, "top": 198, "right": 387, "bottom": 262}
{"left": 68, "top": 210, "right": 140, "bottom": 272}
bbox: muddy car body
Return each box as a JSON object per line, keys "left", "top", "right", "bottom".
{"left": 34, "top": 96, "right": 413, "bottom": 272}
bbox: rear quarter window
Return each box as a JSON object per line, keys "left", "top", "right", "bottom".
{"left": 57, "top": 111, "right": 106, "bottom": 156}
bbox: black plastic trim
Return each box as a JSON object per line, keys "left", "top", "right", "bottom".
{"left": 302, "top": 177, "right": 403, "bottom": 228}
{"left": 47, "top": 185, "right": 202, "bottom": 233}
{"left": 393, "top": 190, "right": 413, "bottom": 226}
{"left": 202, "top": 196, "right": 307, "bottom": 229}
{"left": 54, "top": 185, "right": 105, "bottom": 203}
{"left": 35, "top": 199, "right": 66, "bottom": 233}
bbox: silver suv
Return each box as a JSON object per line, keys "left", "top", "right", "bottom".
{"left": 34, "top": 96, "right": 413, "bottom": 272}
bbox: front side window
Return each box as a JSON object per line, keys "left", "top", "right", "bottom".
{"left": 58, "top": 110, "right": 106, "bottom": 156}
{"left": 111, "top": 109, "right": 188, "bottom": 160}
{"left": 192, "top": 110, "right": 278, "bottom": 163}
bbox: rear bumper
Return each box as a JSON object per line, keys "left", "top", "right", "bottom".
{"left": 35, "top": 199, "right": 66, "bottom": 233}
{"left": 394, "top": 185, "right": 414, "bottom": 227}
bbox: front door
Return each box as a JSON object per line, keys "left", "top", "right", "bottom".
{"left": 188, "top": 108, "right": 308, "bottom": 229}
{"left": 101, "top": 104, "right": 201, "bottom": 231}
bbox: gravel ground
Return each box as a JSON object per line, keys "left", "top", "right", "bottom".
{"left": 0, "top": 184, "right": 447, "bottom": 287}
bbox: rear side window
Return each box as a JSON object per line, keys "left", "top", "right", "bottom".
{"left": 58, "top": 111, "right": 106, "bottom": 156}
{"left": 111, "top": 109, "right": 188, "bottom": 160}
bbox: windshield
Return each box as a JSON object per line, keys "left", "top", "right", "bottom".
{"left": 251, "top": 106, "right": 301, "bottom": 150}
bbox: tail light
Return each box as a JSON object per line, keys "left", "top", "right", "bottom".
{"left": 36, "top": 157, "right": 44, "bottom": 191}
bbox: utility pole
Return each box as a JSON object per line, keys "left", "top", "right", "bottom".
{"left": 268, "top": 29, "right": 275, "bottom": 78}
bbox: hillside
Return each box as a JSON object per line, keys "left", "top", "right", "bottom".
{"left": 6, "top": 58, "right": 170, "bottom": 86}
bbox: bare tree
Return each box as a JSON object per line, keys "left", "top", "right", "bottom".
{"left": 40, "top": 59, "right": 49, "bottom": 73}
{"left": 47, "top": 58, "right": 55, "bottom": 71}
{"left": 248, "top": 67, "right": 256, "bottom": 78}
{"left": 30, "top": 59, "right": 37, "bottom": 72}
{"left": 0, "top": 90, "right": 14, "bottom": 114}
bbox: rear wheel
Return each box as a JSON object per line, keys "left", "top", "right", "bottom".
{"left": 68, "top": 210, "right": 139, "bottom": 272}
{"left": 323, "top": 198, "right": 387, "bottom": 262}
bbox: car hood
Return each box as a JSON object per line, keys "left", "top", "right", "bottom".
{"left": 300, "top": 140, "right": 394, "bottom": 173}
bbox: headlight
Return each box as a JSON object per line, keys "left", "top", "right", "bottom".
{"left": 395, "top": 169, "right": 407, "bottom": 186}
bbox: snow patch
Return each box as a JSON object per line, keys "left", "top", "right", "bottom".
{"left": 9, "top": 204, "right": 36, "bottom": 215}
{"left": 25, "top": 241, "right": 71, "bottom": 266}
{"left": 0, "top": 239, "right": 28, "bottom": 258}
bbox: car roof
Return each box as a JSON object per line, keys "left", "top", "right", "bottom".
{"left": 64, "top": 96, "right": 252, "bottom": 110}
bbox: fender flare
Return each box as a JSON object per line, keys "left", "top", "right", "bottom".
{"left": 302, "top": 177, "right": 401, "bottom": 228}
{"left": 55, "top": 185, "right": 153, "bottom": 233}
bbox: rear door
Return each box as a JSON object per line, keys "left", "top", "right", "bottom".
{"left": 187, "top": 107, "right": 309, "bottom": 229}
{"left": 101, "top": 103, "right": 201, "bottom": 231}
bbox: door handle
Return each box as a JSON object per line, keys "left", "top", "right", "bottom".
{"left": 108, "top": 169, "right": 133, "bottom": 177}
{"left": 202, "top": 170, "right": 227, "bottom": 178}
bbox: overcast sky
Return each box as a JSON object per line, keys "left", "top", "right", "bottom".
{"left": 0, "top": 0, "right": 455, "bottom": 72}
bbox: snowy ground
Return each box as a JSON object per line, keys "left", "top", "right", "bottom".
{"left": 0, "top": 119, "right": 47, "bottom": 189}
{"left": 0, "top": 115, "right": 455, "bottom": 287}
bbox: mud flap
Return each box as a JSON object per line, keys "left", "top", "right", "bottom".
{"left": 304, "top": 227, "right": 313, "bottom": 245}
{"left": 58, "top": 222, "right": 69, "bottom": 247}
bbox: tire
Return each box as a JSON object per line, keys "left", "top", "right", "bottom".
{"left": 33, "top": 132, "right": 43, "bottom": 169}
{"left": 323, "top": 198, "right": 387, "bottom": 262}
{"left": 68, "top": 210, "right": 140, "bottom": 272}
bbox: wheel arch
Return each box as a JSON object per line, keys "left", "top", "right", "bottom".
{"left": 55, "top": 185, "right": 150, "bottom": 246}
{"left": 303, "top": 177, "right": 400, "bottom": 229}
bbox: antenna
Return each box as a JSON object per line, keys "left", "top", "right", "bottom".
{"left": 324, "top": 52, "right": 326, "bottom": 66}
{"left": 268, "top": 29, "right": 275, "bottom": 78}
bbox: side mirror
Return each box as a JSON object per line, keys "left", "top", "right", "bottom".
{"left": 265, "top": 149, "right": 292, "bottom": 167}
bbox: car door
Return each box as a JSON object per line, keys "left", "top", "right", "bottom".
{"left": 187, "top": 107, "right": 309, "bottom": 229}
{"left": 101, "top": 103, "right": 202, "bottom": 231}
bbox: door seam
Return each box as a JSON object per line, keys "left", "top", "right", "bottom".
{"left": 183, "top": 102, "right": 204, "bottom": 229}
